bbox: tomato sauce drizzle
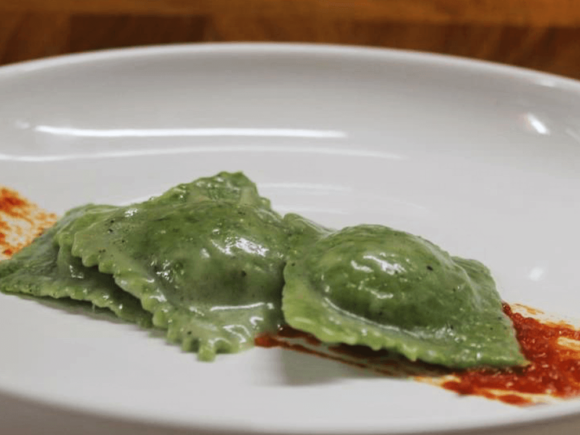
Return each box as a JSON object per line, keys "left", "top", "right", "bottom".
{"left": 256, "top": 304, "right": 580, "bottom": 406}
{"left": 0, "top": 187, "right": 56, "bottom": 258}
{"left": 442, "top": 304, "right": 580, "bottom": 405}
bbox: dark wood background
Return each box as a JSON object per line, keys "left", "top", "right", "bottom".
{"left": 1, "top": 0, "right": 580, "bottom": 79}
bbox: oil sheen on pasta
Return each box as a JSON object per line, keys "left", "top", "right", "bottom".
{"left": 0, "top": 172, "right": 525, "bottom": 367}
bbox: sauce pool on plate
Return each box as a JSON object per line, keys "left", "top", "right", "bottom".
{"left": 256, "top": 304, "right": 580, "bottom": 406}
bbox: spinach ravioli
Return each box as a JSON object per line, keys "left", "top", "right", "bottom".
{"left": 0, "top": 171, "right": 526, "bottom": 368}
{"left": 281, "top": 214, "right": 526, "bottom": 369}
{"left": 63, "top": 172, "right": 289, "bottom": 361}
{"left": 0, "top": 205, "right": 152, "bottom": 327}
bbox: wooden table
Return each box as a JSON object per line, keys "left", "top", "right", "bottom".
{"left": 1, "top": 0, "right": 580, "bottom": 79}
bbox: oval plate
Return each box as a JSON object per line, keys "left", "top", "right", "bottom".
{"left": 1, "top": 44, "right": 580, "bottom": 435}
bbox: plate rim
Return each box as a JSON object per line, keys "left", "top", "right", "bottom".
{"left": 1, "top": 42, "right": 580, "bottom": 435}
{"left": 1, "top": 42, "right": 580, "bottom": 93}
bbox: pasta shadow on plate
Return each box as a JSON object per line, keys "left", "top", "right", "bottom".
{"left": 22, "top": 295, "right": 133, "bottom": 326}
{"left": 264, "top": 337, "right": 447, "bottom": 387}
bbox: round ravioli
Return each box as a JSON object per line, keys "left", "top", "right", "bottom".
{"left": 66, "top": 173, "right": 289, "bottom": 361}
{"left": 282, "top": 214, "right": 526, "bottom": 369}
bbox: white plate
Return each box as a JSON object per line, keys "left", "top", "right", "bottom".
{"left": 1, "top": 44, "right": 580, "bottom": 435}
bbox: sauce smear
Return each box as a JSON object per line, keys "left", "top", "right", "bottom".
{"left": 443, "top": 304, "right": 580, "bottom": 405}
{"left": 0, "top": 187, "right": 56, "bottom": 259}
{"left": 256, "top": 304, "right": 580, "bottom": 406}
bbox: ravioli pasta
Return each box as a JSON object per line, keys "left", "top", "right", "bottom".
{"left": 281, "top": 214, "right": 526, "bottom": 368}
{"left": 62, "top": 173, "right": 289, "bottom": 361}
{"left": 0, "top": 172, "right": 526, "bottom": 368}
{"left": 0, "top": 205, "right": 152, "bottom": 327}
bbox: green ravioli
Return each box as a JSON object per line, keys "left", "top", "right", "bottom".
{"left": 1, "top": 171, "right": 527, "bottom": 369}
{"left": 0, "top": 205, "right": 152, "bottom": 327}
{"left": 64, "top": 172, "right": 289, "bottom": 361}
{"left": 149, "top": 171, "right": 274, "bottom": 209}
{"left": 282, "top": 214, "right": 526, "bottom": 369}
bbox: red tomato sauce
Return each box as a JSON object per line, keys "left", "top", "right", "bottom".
{"left": 442, "top": 304, "right": 580, "bottom": 405}
{"left": 0, "top": 188, "right": 56, "bottom": 256}
{"left": 256, "top": 304, "right": 580, "bottom": 406}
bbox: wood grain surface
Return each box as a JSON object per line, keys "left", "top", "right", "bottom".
{"left": 1, "top": 0, "right": 580, "bottom": 79}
